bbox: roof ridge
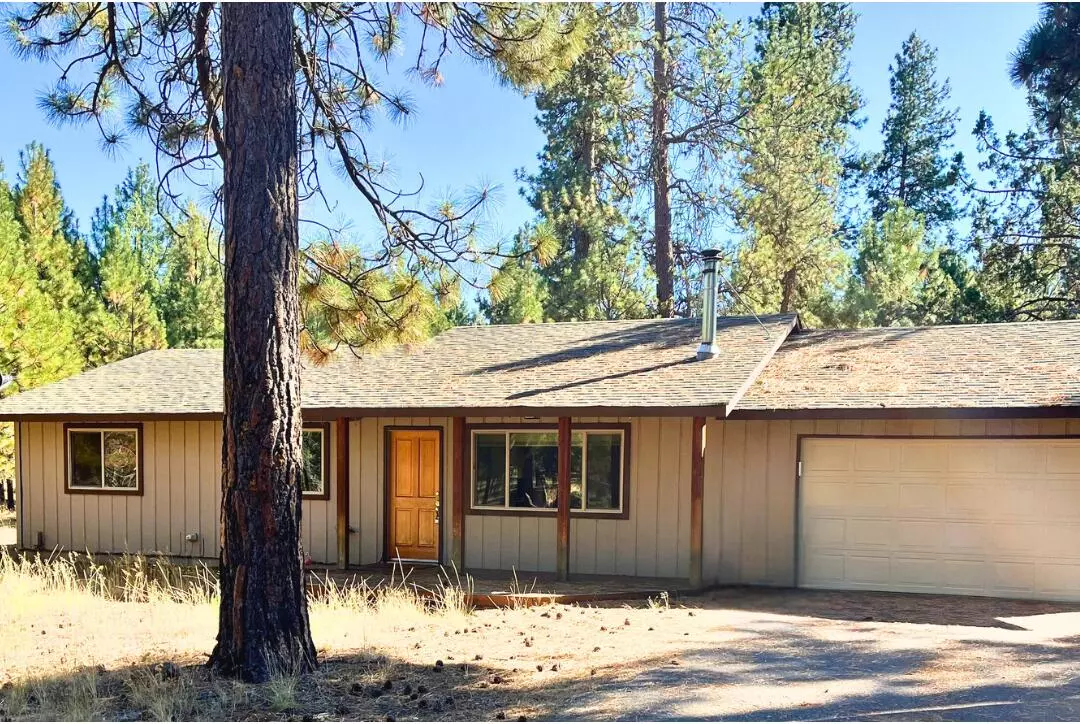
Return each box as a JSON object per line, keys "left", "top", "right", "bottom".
{"left": 448, "top": 312, "right": 796, "bottom": 331}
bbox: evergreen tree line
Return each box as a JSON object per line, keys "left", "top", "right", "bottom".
{"left": 482, "top": 2, "right": 1080, "bottom": 328}
{"left": 0, "top": 145, "right": 224, "bottom": 477}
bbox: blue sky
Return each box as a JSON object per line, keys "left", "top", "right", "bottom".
{"left": 0, "top": 3, "right": 1041, "bottom": 250}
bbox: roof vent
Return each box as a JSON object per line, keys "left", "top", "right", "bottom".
{"left": 697, "top": 249, "right": 720, "bottom": 361}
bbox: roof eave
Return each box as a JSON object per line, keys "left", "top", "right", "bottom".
{"left": 0, "top": 403, "right": 731, "bottom": 423}
{"left": 726, "top": 405, "right": 1080, "bottom": 421}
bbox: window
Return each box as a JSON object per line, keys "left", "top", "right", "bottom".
{"left": 470, "top": 427, "right": 626, "bottom": 515}
{"left": 301, "top": 424, "right": 329, "bottom": 499}
{"left": 66, "top": 426, "right": 142, "bottom": 494}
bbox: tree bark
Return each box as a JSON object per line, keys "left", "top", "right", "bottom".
{"left": 780, "top": 266, "right": 798, "bottom": 313}
{"left": 209, "top": 2, "right": 317, "bottom": 683}
{"left": 652, "top": 2, "right": 674, "bottom": 318}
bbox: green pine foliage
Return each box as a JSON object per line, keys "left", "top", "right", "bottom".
{"left": 730, "top": 3, "right": 861, "bottom": 325}
{"left": 159, "top": 206, "right": 225, "bottom": 349}
{"left": 90, "top": 165, "right": 169, "bottom": 363}
{"left": 480, "top": 232, "right": 550, "bottom": 325}
{"left": 866, "top": 33, "right": 962, "bottom": 231}
{"left": 512, "top": 5, "right": 653, "bottom": 322}
{"left": 0, "top": 148, "right": 228, "bottom": 477}
{"left": 840, "top": 201, "right": 965, "bottom": 327}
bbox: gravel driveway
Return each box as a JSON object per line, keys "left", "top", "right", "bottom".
{"left": 559, "top": 589, "right": 1080, "bottom": 721}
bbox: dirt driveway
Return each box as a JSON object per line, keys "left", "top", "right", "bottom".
{"left": 561, "top": 588, "right": 1080, "bottom": 721}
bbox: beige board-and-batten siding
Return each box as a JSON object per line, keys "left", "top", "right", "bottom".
{"left": 702, "top": 416, "right": 1080, "bottom": 588}
{"left": 462, "top": 417, "right": 694, "bottom": 579}
{"left": 15, "top": 420, "right": 343, "bottom": 564}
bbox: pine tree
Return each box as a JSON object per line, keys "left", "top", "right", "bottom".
{"left": 1011, "top": 3, "right": 1080, "bottom": 134}
{"left": 842, "top": 201, "right": 927, "bottom": 326}
{"left": 159, "top": 206, "right": 225, "bottom": 348}
{"left": 518, "top": 5, "right": 653, "bottom": 321}
{"left": 12, "top": 144, "right": 93, "bottom": 361}
{"left": 642, "top": 3, "right": 746, "bottom": 317}
{"left": 91, "top": 165, "right": 168, "bottom": 362}
{"left": 14, "top": 144, "right": 86, "bottom": 309}
{"left": 481, "top": 233, "right": 550, "bottom": 324}
{"left": 866, "top": 33, "right": 961, "bottom": 231}
{"left": 730, "top": 3, "right": 860, "bottom": 324}
{"left": 0, "top": 168, "right": 81, "bottom": 479}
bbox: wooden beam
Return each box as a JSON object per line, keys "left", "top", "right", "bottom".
{"left": 689, "top": 416, "right": 705, "bottom": 589}
{"left": 336, "top": 417, "right": 350, "bottom": 570}
{"left": 451, "top": 416, "right": 466, "bottom": 570}
{"left": 557, "top": 416, "right": 572, "bottom": 581}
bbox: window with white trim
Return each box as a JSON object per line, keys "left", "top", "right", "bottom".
{"left": 471, "top": 429, "right": 625, "bottom": 513}
{"left": 67, "top": 427, "right": 140, "bottom": 492}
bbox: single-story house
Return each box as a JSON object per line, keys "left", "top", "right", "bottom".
{"left": 3, "top": 256, "right": 1080, "bottom": 602}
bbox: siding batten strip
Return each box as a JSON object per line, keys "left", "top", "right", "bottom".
{"left": 690, "top": 416, "right": 705, "bottom": 589}
{"left": 556, "top": 416, "right": 571, "bottom": 581}
{"left": 336, "top": 417, "right": 350, "bottom": 569}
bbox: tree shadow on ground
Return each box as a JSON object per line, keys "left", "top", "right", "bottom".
{"left": 5, "top": 591, "right": 1080, "bottom": 722}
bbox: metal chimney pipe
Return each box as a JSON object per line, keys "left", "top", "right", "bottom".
{"left": 697, "top": 249, "right": 720, "bottom": 361}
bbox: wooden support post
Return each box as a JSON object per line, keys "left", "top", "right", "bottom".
{"left": 336, "top": 417, "right": 350, "bottom": 570}
{"left": 689, "top": 416, "right": 705, "bottom": 589}
{"left": 451, "top": 416, "right": 466, "bottom": 570}
{"left": 557, "top": 416, "right": 572, "bottom": 581}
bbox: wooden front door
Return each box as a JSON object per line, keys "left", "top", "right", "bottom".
{"left": 388, "top": 429, "right": 441, "bottom": 562}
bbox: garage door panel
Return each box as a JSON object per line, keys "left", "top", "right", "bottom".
{"left": 898, "top": 483, "right": 945, "bottom": 512}
{"left": 850, "top": 482, "right": 898, "bottom": 510}
{"left": 800, "top": 437, "right": 1080, "bottom": 602}
{"left": 847, "top": 518, "right": 895, "bottom": 548}
{"left": 1047, "top": 445, "right": 1080, "bottom": 473}
{"left": 801, "top": 480, "right": 849, "bottom": 507}
{"left": 1037, "top": 563, "right": 1080, "bottom": 596}
{"left": 948, "top": 444, "right": 997, "bottom": 473}
{"left": 899, "top": 443, "right": 948, "bottom": 472}
{"left": 803, "top": 553, "right": 845, "bottom": 584}
{"left": 846, "top": 555, "right": 891, "bottom": 585}
{"left": 944, "top": 521, "right": 989, "bottom": 551}
{"left": 994, "top": 487, "right": 1043, "bottom": 519}
{"left": 896, "top": 519, "right": 942, "bottom": 550}
{"left": 943, "top": 559, "right": 988, "bottom": 589}
{"left": 808, "top": 440, "right": 856, "bottom": 471}
{"left": 945, "top": 484, "right": 990, "bottom": 516}
{"left": 894, "top": 557, "right": 941, "bottom": 587}
{"left": 854, "top": 441, "right": 899, "bottom": 471}
{"left": 1040, "top": 524, "right": 1080, "bottom": 556}
{"left": 997, "top": 444, "right": 1046, "bottom": 473}
{"left": 804, "top": 517, "right": 846, "bottom": 546}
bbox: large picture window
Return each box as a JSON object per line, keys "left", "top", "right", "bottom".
{"left": 65, "top": 425, "right": 142, "bottom": 494}
{"left": 301, "top": 424, "right": 330, "bottom": 500}
{"left": 470, "top": 427, "right": 626, "bottom": 516}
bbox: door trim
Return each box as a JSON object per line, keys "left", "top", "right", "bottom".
{"left": 383, "top": 425, "right": 445, "bottom": 565}
{"left": 794, "top": 432, "right": 1080, "bottom": 589}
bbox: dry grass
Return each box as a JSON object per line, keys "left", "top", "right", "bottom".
{"left": 2, "top": 550, "right": 696, "bottom": 721}
{"left": 5, "top": 553, "right": 1078, "bottom": 721}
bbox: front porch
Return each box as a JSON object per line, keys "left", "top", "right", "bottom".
{"left": 308, "top": 563, "right": 698, "bottom": 608}
{"left": 325, "top": 415, "right": 709, "bottom": 587}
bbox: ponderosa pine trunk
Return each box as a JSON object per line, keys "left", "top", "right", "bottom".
{"left": 209, "top": 2, "right": 317, "bottom": 683}
{"left": 652, "top": 1, "right": 675, "bottom": 318}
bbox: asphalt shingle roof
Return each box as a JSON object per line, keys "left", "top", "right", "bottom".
{"left": 736, "top": 319, "right": 1080, "bottom": 413}
{"left": 0, "top": 314, "right": 797, "bottom": 419}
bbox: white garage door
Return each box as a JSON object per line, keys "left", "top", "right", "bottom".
{"left": 799, "top": 437, "right": 1080, "bottom": 601}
